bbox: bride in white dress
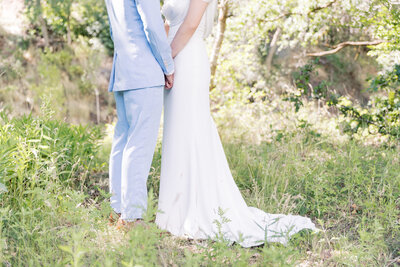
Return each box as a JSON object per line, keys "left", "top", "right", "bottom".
{"left": 155, "top": 0, "right": 317, "bottom": 248}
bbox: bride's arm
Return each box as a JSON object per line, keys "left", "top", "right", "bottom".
{"left": 170, "top": 0, "right": 209, "bottom": 58}
{"left": 164, "top": 22, "right": 170, "bottom": 36}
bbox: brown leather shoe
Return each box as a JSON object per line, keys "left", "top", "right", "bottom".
{"left": 115, "top": 218, "right": 134, "bottom": 231}
{"left": 108, "top": 212, "right": 121, "bottom": 226}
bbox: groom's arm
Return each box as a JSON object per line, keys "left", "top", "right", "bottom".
{"left": 135, "top": 0, "right": 175, "bottom": 75}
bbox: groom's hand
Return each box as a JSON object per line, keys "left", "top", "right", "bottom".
{"left": 165, "top": 74, "right": 174, "bottom": 90}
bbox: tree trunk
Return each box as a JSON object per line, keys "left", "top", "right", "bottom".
{"left": 66, "top": 20, "right": 72, "bottom": 45}
{"left": 265, "top": 27, "right": 281, "bottom": 72}
{"left": 210, "top": 0, "right": 230, "bottom": 91}
{"left": 66, "top": 3, "right": 73, "bottom": 45}
{"left": 63, "top": 85, "right": 69, "bottom": 120}
{"left": 36, "top": 0, "right": 49, "bottom": 47}
{"left": 95, "top": 88, "right": 100, "bottom": 124}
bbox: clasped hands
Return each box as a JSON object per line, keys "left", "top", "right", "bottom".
{"left": 165, "top": 73, "right": 174, "bottom": 90}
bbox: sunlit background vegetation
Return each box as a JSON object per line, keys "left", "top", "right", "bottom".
{"left": 0, "top": 0, "right": 399, "bottom": 265}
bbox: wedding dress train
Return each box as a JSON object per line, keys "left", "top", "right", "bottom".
{"left": 155, "top": 0, "right": 317, "bottom": 247}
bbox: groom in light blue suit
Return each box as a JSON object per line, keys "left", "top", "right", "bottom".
{"left": 104, "top": 0, "right": 174, "bottom": 223}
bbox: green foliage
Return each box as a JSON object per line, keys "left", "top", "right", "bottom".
{"left": 58, "top": 229, "right": 89, "bottom": 267}
{"left": 2, "top": 1, "right": 400, "bottom": 265}
{"left": 72, "top": 0, "right": 114, "bottom": 54}
{"left": 370, "top": 64, "right": 400, "bottom": 92}
{"left": 371, "top": 0, "right": 400, "bottom": 51}
{"left": 285, "top": 58, "right": 338, "bottom": 112}
{"left": 0, "top": 101, "right": 103, "bottom": 208}
{"left": 342, "top": 65, "right": 400, "bottom": 138}
{"left": 46, "top": 0, "right": 74, "bottom": 38}
{"left": 24, "top": 0, "right": 112, "bottom": 53}
{"left": 0, "top": 104, "right": 107, "bottom": 265}
{"left": 36, "top": 48, "right": 93, "bottom": 96}
{"left": 0, "top": 110, "right": 398, "bottom": 265}
{"left": 286, "top": 58, "right": 400, "bottom": 140}
{"left": 215, "top": 0, "right": 393, "bottom": 91}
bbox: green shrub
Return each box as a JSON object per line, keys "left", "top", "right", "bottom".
{"left": 286, "top": 61, "right": 400, "bottom": 141}
{"left": 0, "top": 103, "right": 103, "bottom": 208}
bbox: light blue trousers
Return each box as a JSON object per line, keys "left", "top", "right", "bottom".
{"left": 109, "top": 86, "right": 163, "bottom": 221}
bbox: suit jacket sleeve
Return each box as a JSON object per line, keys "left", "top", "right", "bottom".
{"left": 135, "top": 0, "right": 175, "bottom": 75}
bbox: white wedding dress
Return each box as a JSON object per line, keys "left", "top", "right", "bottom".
{"left": 155, "top": 0, "right": 317, "bottom": 248}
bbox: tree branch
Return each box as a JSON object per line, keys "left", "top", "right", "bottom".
{"left": 307, "top": 0, "right": 338, "bottom": 14}
{"left": 210, "top": 0, "right": 230, "bottom": 91}
{"left": 307, "top": 40, "right": 385, "bottom": 57}
{"left": 263, "top": 0, "right": 338, "bottom": 22}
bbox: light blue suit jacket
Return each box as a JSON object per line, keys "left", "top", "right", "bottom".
{"left": 105, "top": 0, "right": 174, "bottom": 92}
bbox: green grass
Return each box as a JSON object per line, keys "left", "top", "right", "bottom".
{"left": 0, "top": 111, "right": 399, "bottom": 266}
